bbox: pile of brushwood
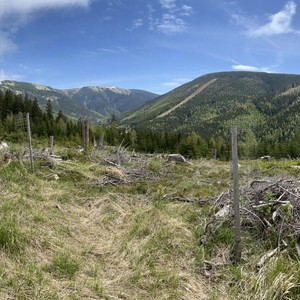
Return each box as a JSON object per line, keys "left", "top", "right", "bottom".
{"left": 204, "top": 178, "right": 300, "bottom": 266}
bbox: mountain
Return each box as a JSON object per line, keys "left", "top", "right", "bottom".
{"left": 122, "top": 71, "right": 300, "bottom": 141}
{"left": 0, "top": 80, "right": 158, "bottom": 122}
{"left": 63, "top": 86, "right": 158, "bottom": 115}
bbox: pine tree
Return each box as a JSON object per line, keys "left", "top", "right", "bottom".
{"left": 46, "top": 100, "right": 54, "bottom": 122}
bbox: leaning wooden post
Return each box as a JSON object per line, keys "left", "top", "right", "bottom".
{"left": 231, "top": 126, "right": 241, "bottom": 263}
{"left": 26, "top": 113, "right": 34, "bottom": 171}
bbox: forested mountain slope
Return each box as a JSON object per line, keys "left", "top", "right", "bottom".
{"left": 0, "top": 81, "right": 158, "bottom": 122}
{"left": 122, "top": 71, "right": 300, "bottom": 142}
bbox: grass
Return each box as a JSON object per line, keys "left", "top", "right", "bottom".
{"left": 50, "top": 251, "right": 80, "bottom": 279}
{"left": 1, "top": 145, "right": 300, "bottom": 299}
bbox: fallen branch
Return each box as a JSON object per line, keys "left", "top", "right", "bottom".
{"left": 296, "top": 244, "right": 300, "bottom": 257}
{"left": 256, "top": 247, "right": 279, "bottom": 268}
{"left": 102, "top": 159, "right": 121, "bottom": 168}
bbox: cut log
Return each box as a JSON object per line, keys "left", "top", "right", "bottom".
{"left": 167, "top": 154, "right": 187, "bottom": 163}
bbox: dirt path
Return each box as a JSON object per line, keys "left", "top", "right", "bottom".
{"left": 156, "top": 78, "right": 217, "bottom": 119}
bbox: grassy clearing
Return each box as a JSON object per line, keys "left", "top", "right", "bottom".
{"left": 1, "top": 147, "right": 300, "bottom": 299}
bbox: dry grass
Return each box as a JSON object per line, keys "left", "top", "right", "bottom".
{"left": 2, "top": 150, "right": 298, "bottom": 299}
{"left": 0, "top": 154, "right": 217, "bottom": 299}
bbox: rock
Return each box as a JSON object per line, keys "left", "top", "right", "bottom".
{"left": 167, "top": 154, "right": 187, "bottom": 163}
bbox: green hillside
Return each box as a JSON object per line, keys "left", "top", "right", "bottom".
{"left": 122, "top": 72, "right": 300, "bottom": 142}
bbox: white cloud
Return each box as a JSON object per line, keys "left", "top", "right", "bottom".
{"left": 0, "top": 31, "right": 17, "bottom": 56}
{"left": 156, "top": 15, "right": 187, "bottom": 34}
{"left": 249, "top": 1, "right": 299, "bottom": 37}
{"left": 99, "top": 16, "right": 112, "bottom": 22}
{"left": 159, "top": 0, "right": 177, "bottom": 10}
{"left": 162, "top": 78, "right": 190, "bottom": 88}
{"left": 232, "top": 64, "right": 271, "bottom": 72}
{"left": 129, "top": 18, "right": 144, "bottom": 30}
{"left": 148, "top": 0, "right": 193, "bottom": 35}
{"left": 81, "top": 46, "right": 128, "bottom": 56}
{"left": 98, "top": 48, "right": 116, "bottom": 54}
{"left": 0, "top": 69, "right": 23, "bottom": 82}
{"left": 98, "top": 47, "right": 128, "bottom": 54}
{"left": 116, "top": 46, "right": 128, "bottom": 53}
{"left": 0, "top": 0, "right": 90, "bottom": 17}
{"left": 181, "top": 5, "right": 193, "bottom": 16}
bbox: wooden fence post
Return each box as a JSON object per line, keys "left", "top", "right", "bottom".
{"left": 231, "top": 126, "right": 241, "bottom": 263}
{"left": 98, "top": 132, "right": 105, "bottom": 150}
{"left": 26, "top": 113, "right": 34, "bottom": 171}
{"left": 49, "top": 135, "right": 54, "bottom": 150}
{"left": 82, "top": 120, "right": 89, "bottom": 150}
{"left": 82, "top": 121, "right": 86, "bottom": 149}
{"left": 85, "top": 120, "right": 89, "bottom": 148}
{"left": 211, "top": 148, "right": 217, "bottom": 159}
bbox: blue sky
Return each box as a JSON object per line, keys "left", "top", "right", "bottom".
{"left": 1, "top": 0, "right": 300, "bottom": 94}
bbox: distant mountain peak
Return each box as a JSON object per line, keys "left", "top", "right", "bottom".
{"left": 78, "top": 86, "right": 132, "bottom": 95}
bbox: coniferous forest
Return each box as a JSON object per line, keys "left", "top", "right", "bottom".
{"left": 1, "top": 88, "right": 300, "bottom": 160}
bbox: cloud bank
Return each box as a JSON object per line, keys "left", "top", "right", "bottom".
{"left": 0, "top": 69, "right": 22, "bottom": 82}
{"left": 0, "top": 0, "right": 90, "bottom": 17}
{"left": 0, "top": 0, "right": 91, "bottom": 83}
{"left": 0, "top": 0, "right": 91, "bottom": 58}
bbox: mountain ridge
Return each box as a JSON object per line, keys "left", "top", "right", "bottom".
{"left": 0, "top": 80, "right": 158, "bottom": 122}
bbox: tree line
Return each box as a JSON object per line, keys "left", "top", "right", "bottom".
{"left": 0, "top": 90, "right": 83, "bottom": 142}
{"left": 1, "top": 89, "right": 300, "bottom": 160}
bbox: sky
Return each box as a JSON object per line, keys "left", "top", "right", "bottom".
{"left": 1, "top": 0, "right": 300, "bottom": 94}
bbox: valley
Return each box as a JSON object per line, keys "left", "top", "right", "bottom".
{"left": 1, "top": 71, "right": 300, "bottom": 299}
